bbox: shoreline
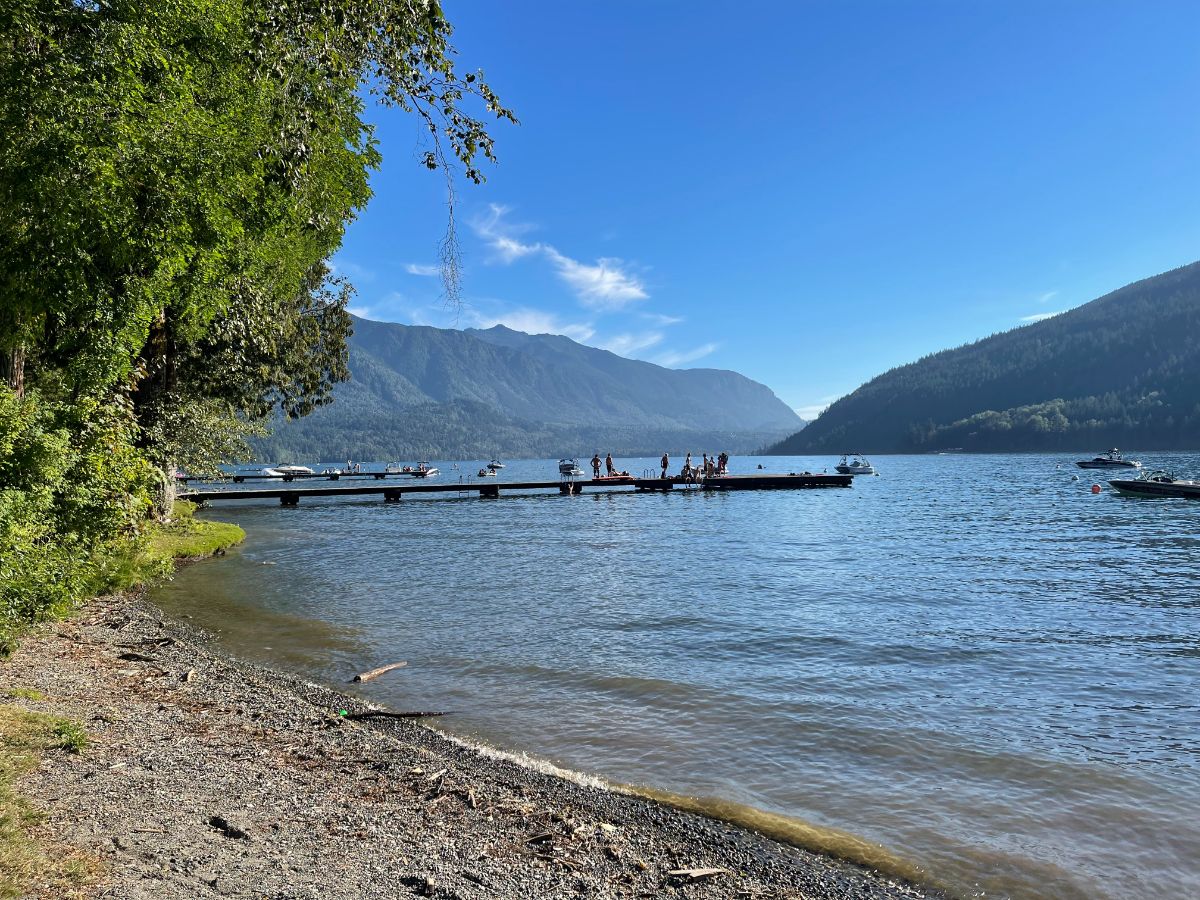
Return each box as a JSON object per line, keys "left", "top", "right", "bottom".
{"left": 0, "top": 588, "right": 947, "bottom": 899}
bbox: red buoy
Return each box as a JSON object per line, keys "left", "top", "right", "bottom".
{"left": 1091, "top": 483, "right": 1102, "bottom": 494}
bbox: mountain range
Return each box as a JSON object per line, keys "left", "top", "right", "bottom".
{"left": 252, "top": 316, "right": 803, "bottom": 461}
{"left": 769, "top": 261, "right": 1200, "bottom": 454}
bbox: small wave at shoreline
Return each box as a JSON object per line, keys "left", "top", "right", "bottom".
{"left": 629, "top": 784, "right": 933, "bottom": 888}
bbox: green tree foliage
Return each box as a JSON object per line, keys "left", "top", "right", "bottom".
{"left": 770, "top": 261, "right": 1200, "bottom": 453}
{"left": 0, "top": 0, "right": 511, "bottom": 645}
{"left": 0, "top": 390, "right": 155, "bottom": 652}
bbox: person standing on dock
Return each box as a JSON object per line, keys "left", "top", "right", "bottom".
{"left": 683, "top": 452, "right": 692, "bottom": 478}
{"left": 591, "top": 453, "right": 601, "bottom": 477}
{"left": 605, "top": 452, "right": 615, "bottom": 475}
{"left": 661, "top": 452, "right": 669, "bottom": 478}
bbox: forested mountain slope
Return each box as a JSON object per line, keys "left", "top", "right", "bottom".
{"left": 254, "top": 317, "right": 801, "bottom": 460}
{"left": 769, "top": 261, "right": 1200, "bottom": 453}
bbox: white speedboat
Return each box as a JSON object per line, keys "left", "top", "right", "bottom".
{"left": 835, "top": 454, "right": 875, "bottom": 475}
{"left": 384, "top": 462, "right": 438, "bottom": 477}
{"left": 487, "top": 459, "right": 505, "bottom": 470}
{"left": 558, "top": 458, "right": 585, "bottom": 476}
{"left": 1077, "top": 448, "right": 1141, "bottom": 469}
{"left": 263, "top": 464, "right": 315, "bottom": 477}
{"left": 277, "top": 464, "right": 315, "bottom": 475}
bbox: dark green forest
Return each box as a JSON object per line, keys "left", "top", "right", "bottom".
{"left": 254, "top": 398, "right": 790, "bottom": 461}
{"left": 769, "top": 261, "right": 1200, "bottom": 453}
{"left": 252, "top": 317, "right": 801, "bottom": 459}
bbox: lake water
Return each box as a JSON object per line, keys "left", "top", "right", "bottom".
{"left": 155, "top": 453, "right": 1200, "bottom": 899}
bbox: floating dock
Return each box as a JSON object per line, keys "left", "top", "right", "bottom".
{"left": 176, "top": 471, "right": 430, "bottom": 483}
{"left": 181, "top": 473, "right": 852, "bottom": 506}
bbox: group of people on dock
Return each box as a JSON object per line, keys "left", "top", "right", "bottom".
{"left": 587, "top": 451, "right": 729, "bottom": 480}
{"left": 675, "top": 451, "right": 728, "bottom": 480}
{"left": 590, "top": 452, "right": 630, "bottom": 478}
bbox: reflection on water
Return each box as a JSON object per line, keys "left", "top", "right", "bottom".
{"left": 155, "top": 453, "right": 1200, "bottom": 900}
{"left": 156, "top": 557, "right": 368, "bottom": 671}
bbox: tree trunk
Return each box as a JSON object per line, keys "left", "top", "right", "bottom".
{"left": 1, "top": 344, "right": 25, "bottom": 398}
{"left": 152, "top": 463, "right": 176, "bottom": 522}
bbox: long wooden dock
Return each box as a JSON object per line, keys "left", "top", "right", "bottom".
{"left": 176, "top": 470, "right": 431, "bottom": 483}
{"left": 181, "top": 473, "right": 852, "bottom": 506}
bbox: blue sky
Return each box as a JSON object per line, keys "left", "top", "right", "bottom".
{"left": 334, "top": 1, "right": 1200, "bottom": 418}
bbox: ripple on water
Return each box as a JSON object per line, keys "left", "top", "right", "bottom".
{"left": 159, "top": 453, "right": 1200, "bottom": 900}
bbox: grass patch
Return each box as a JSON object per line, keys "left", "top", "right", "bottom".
{"left": 0, "top": 501, "right": 243, "bottom": 663}
{"left": 0, "top": 705, "right": 99, "bottom": 898}
{"left": 145, "top": 500, "right": 245, "bottom": 562}
{"left": 52, "top": 721, "right": 87, "bottom": 754}
{"left": 4, "top": 688, "right": 46, "bottom": 703}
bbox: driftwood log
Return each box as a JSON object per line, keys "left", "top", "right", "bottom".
{"left": 351, "top": 661, "right": 407, "bottom": 683}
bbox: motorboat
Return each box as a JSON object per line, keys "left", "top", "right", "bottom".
{"left": 487, "top": 459, "right": 505, "bottom": 470}
{"left": 1109, "top": 470, "right": 1200, "bottom": 499}
{"left": 835, "top": 454, "right": 875, "bottom": 475}
{"left": 1077, "top": 449, "right": 1141, "bottom": 469}
{"left": 559, "top": 458, "right": 585, "bottom": 477}
{"left": 384, "top": 462, "right": 438, "bottom": 477}
{"left": 262, "top": 464, "right": 314, "bottom": 477}
{"left": 477, "top": 468, "right": 496, "bottom": 477}
{"left": 277, "top": 464, "right": 315, "bottom": 475}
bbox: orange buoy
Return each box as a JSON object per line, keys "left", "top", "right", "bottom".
{"left": 1091, "top": 483, "right": 1102, "bottom": 494}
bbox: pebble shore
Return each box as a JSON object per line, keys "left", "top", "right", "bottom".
{"left": 1, "top": 591, "right": 944, "bottom": 899}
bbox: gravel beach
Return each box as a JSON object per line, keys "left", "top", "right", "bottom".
{"left": 1, "top": 590, "right": 944, "bottom": 899}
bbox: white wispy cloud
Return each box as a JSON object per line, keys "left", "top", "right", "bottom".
{"left": 471, "top": 204, "right": 648, "bottom": 310}
{"left": 1037, "top": 290, "right": 1059, "bottom": 304}
{"left": 1020, "top": 310, "right": 1065, "bottom": 323}
{"left": 543, "top": 248, "right": 647, "bottom": 309}
{"left": 405, "top": 263, "right": 440, "bottom": 277}
{"left": 654, "top": 343, "right": 720, "bottom": 368}
{"left": 467, "top": 307, "right": 595, "bottom": 343}
{"left": 598, "top": 331, "right": 664, "bottom": 356}
{"left": 473, "top": 204, "right": 541, "bottom": 263}
{"left": 793, "top": 394, "right": 841, "bottom": 421}
{"left": 640, "top": 312, "right": 685, "bottom": 326}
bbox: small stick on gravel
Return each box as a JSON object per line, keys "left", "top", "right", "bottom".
{"left": 668, "top": 867, "right": 730, "bottom": 881}
{"left": 351, "top": 662, "right": 407, "bottom": 683}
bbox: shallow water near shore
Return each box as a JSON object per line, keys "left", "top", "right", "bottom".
{"left": 155, "top": 453, "right": 1200, "bottom": 899}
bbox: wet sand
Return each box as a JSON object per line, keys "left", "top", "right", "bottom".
{"left": 1, "top": 590, "right": 944, "bottom": 899}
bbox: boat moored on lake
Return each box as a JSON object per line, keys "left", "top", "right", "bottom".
{"left": 262, "top": 464, "right": 315, "bottom": 478}
{"left": 835, "top": 453, "right": 875, "bottom": 475}
{"left": 385, "top": 462, "right": 439, "bottom": 477}
{"left": 1109, "top": 470, "right": 1200, "bottom": 499}
{"left": 558, "top": 458, "right": 585, "bottom": 476}
{"left": 1077, "top": 448, "right": 1141, "bottom": 469}
{"left": 487, "top": 459, "right": 505, "bottom": 470}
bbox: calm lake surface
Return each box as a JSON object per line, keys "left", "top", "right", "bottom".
{"left": 155, "top": 453, "right": 1200, "bottom": 899}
